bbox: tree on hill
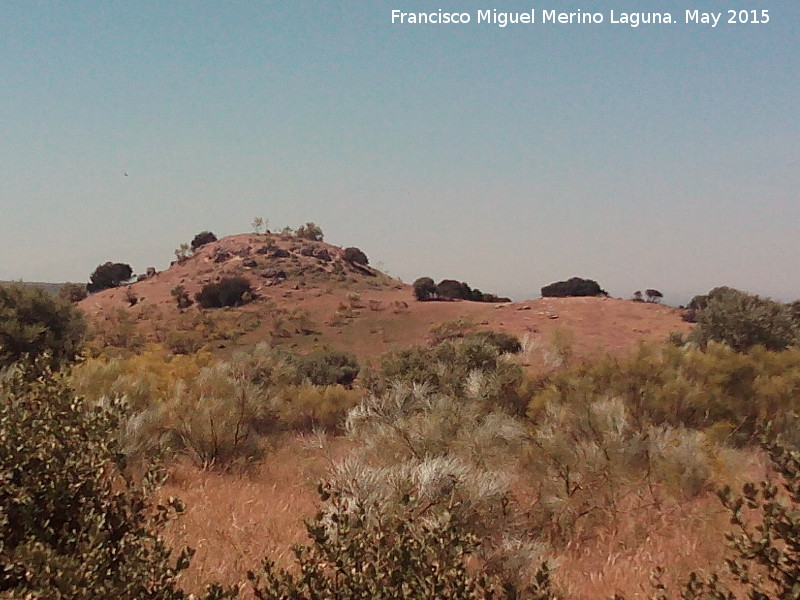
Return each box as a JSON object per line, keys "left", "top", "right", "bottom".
{"left": 190, "top": 231, "right": 217, "bottom": 251}
{"left": 645, "top": 289, "right": 663, "bottom": 303}
{"left": 87, "top": 262, "right": 133, "bottom": 293}
{"left": 295, "top": 222, "right": 324, "bottom": 241}
{"left": 342, "top": 247, "right": 368, "bottom": 265}
{"left": 0, "top": 282, "right": 86, "bottom": 369}
{"left": 413, "top": 277, "right": 437, "bottom": 301}
{"left": 541, "top": 277, "right": 607, "bottom": 298}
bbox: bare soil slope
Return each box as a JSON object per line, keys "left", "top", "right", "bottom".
{"left": 80, "top": 233, "right": 692, "bottom": 360}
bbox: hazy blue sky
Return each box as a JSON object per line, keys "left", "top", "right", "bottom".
{"left": 2, "top": 1, "right": 797, "bottom": 304}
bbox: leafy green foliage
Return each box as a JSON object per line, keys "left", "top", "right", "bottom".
{"left": 0, "top": 360, "right": 236, "bottom": 599}
{"left": 87, "top": 261, "right": 133, "bottom": 293}
{"left": 248, "top": 482, "right": 554, "bottom": 600}
{"left": 690, "top": 287, "right": 798, "bottom": 352}
{"left": 540, "top": 277, "right": 607, "bottom": 298}
{"left": 0, "top": 282, "right": 86, "bottom": 369}
{"left": 190, "top": 231, "right": 218, "bottom": 251}
{"left": 170, "top": 285, "right": 193, "bottom": 309}
{"left": 195, "top": 276, "right": 252, "bottom": 308}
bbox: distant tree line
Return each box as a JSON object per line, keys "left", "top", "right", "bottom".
{"left": 413, "top": 277, "right": 510, "bottom": 303}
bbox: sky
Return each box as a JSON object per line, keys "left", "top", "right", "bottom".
{"left": 1, "top": 1, "right": 798, "bottom": 305}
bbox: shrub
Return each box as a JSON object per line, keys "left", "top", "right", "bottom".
{"left": 690, "top": 287, "right": 797, "bottom": 352}
{"left": 0, "top": 282, "right": 86, "bottom": 369}
{"left": 470, "top": 331, "right": 523, "bottom": 354}
{"left": 170, "top": 285, "right": 193, "bottom": 309}
{"left": 57, "top": 282, "right": 88, "bottom": 303}
{"left": 436, "top": 279, "right": 471, "bottom": 300}
{"left": 413, "top": 277, "right": 437, "bottom": 301}
{"left": 0, "top": 360, "right": 235, "bottom": 599}
{"left": 294, "top": 348, "right": 360, "bottom": 386}
{"left": 195, "top": 276, "right": 252, "bottom": 308}
{"left": 295, "top": 222, "right": 324, "bottom": 241}
{"left": 247, "top": 482, "right": 553, "bottom": 600}
{"left": 87, "top": 261, "right": 133, "bottom": 292}
{"left": 343, "top": 246, "right": 368, "bottom": 265}
{"left": 190, "top": 230, "right": 217, "bottom": 251}
{"left": 540, "top": 277, "right": 607, "bottom": 298}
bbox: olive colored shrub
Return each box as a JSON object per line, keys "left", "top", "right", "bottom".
{"left": 294, "top": 222, "right": 324, "bottom": 241}
{"left": 342, "top": 246, "right": 368, "bottom": 265}
{"left": 248, "top": 482, "right": 554, "bottom": 600}
{"left": 638, "top": 436, "right": 800, "bottom": 600}
{"left": 540, "top": 277, "right": 607, "bottom": 298}
{"left": 58, "top": 281, "right": 88, "bottom": 303}
{"left": 293, "top": 348, "right": 360, "bottom": 386}
{"left": 413, "top": 276, "right": 437, "bottom": 301}
{"left": 527, "top": 342, "right": 800, "bottom": 446}
{"left": 0, "top": 282, "right": 86, "bottom": 369}
{"left": 170, "top": 285, "right": 193, "bottom": 309}
{"left": 190, "top": 230, "right": 217, "bottom": 251}
{"left": 469, "top": 330, "right": 523, "bottom": 354}
{"left": 690, "top": 287, "right": 798, "bottom": 352}
{"left": 195, "top": 276, "right": 252, "bottom": 308}
{"left": 87, "top": 261, "right": 133, "bottom": 292}
{"left": 0, "top": 360, "right": 235, "bottom": 600}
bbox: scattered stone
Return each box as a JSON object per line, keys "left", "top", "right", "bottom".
{"left": 242, "top": 258, "right": 258, "bottom": 268}
{"left": 271, "top": 248, "right": 291, "bottom": 258}
{"left": 516, "top": 305, "right": 531, "bottom": 311}
{"left": 213, "top": 251, "right": 231, "bottom": 263}
{"left": 299, "top": 246, "right": 314, "bottom": 257}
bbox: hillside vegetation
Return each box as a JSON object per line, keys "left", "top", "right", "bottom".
{"left": 4, "top": 230, "right": 800, "bottom": 599}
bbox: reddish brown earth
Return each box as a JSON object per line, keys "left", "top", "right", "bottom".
{"left": 79, "top": 233, "right": 692, "bottom": 361}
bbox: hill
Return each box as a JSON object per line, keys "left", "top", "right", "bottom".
{"left": 78, "top": 233, "right": 692, "bottom": 360}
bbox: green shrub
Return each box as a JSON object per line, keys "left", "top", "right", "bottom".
{"left": 469, "top": 331, "right": 523, "bottom": 354}
{"left": 0, "top": 282, "right": 86, "bottom": 369}
{"left": 195, "top": 276, "right": 252, "bottom": 308}
{"left": 190, "top": 230, "right": 217, "bottom": 251}
{"left": 87, "top": 261, "right": 134, "bottom": 292}
{"left": 690, "top": 287, "right": 798, "bottom": 352}
{"left": 170, "top": 285, "right": 193, "bottom": 309}
{"left": 0, "top": 360, "right": 235, "bottom": 599}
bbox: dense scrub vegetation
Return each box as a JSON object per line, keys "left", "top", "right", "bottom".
{"left": 0, "top": 282, "right": 86, "bottom": 368}
{"left": 195, "top": 276, "right": 252, "bottom": 308}
{"left": 190, "top": 230, "right": 218, "bottom": 251}
{"left": 541, "top": 276, "right": 607, "bottom": 298}
{"left": 413, "top": 276, "right": 511, "bottom": 303}
{"left": 8, "top": 266, "right": 800, "bottom": 598}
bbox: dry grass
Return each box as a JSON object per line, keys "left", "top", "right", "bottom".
{"left": 158, "top": 430, "right": 768, "bottom": 599}
{"left": 160, "top": 434, "right": 351, "bottom": 596}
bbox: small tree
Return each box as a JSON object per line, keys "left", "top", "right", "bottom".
{"left": 541, "top": 277, "right": 607, "bottom": 298}
{"left": 87, "top": 262, "right": 133, "bottom": 293}
{"left": 190, "top": 231, "right": 217, "bottom": 251}
{"left": 342, "top": 247, "right": 368, "bottom": 265}
{"left": 251, "top": 217, "right": 265, "bottom": 234}
{"left": 413, "top": 277, "right": 437, "bottom": 301}
{"left": 295, "top": 222, "right": 324, "bottom": 241}
{"left": 170, "top": 285, "right": 193, "bottom": 309}
{"left": 58, "top": 282, "right": 88, "bottom": 304}
{"left": 174, "top": 243, "right": 191, "bottom": 262}
{"left": 645, "top": 289, "right": 663, "bottom": 303}
{"left": 632, "top": 290, "right": 644, "bottom": 302}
